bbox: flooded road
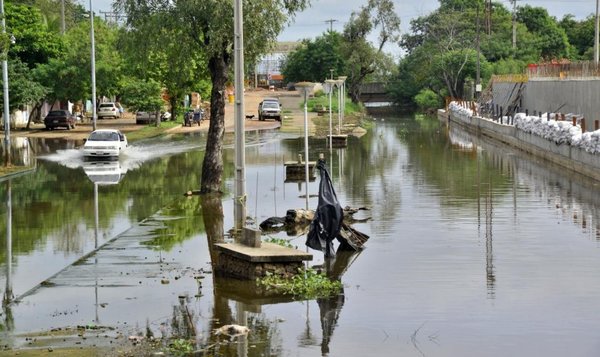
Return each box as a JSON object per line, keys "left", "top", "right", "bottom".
{"left": 2, "top": 114, "right": 600, "bottom": 356}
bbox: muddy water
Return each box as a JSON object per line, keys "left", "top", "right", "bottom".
{"left": 2, "top": 115, "right": 600, "bottom": 356}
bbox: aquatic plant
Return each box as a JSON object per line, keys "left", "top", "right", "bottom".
{"left": 256, "top": 268, "right": 343, "bottom": 299}
{"left": 264, "top": 237, "right": 294, "bottom": 248}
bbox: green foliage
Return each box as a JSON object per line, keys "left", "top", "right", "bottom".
{"left": 414, "top": 89, "right": 441, "bottom": 112}
{"left": 119, "top": 78, "right": 164, "bottom": 112}
{"left": 168, "top": 338, "right": 194, "bottom": 355}
{"left": 281, "top": 31, "right": 346, "bottom": 83}
{"left": 492, "top": 58, "right": 527, "bottom": 75}
{"left": 5, "top": 3, "right": 64, "bottom": 67}
{"left": 256, "top": 268, "right": 343, "bottom": 299}
{"left": 341, "top": 0, "right": 401, "bottom": 103}
{"left": 0, "top": 59, "right": 47, "bottom": 113}
{"left": 559, "top": 14, "right": 595, "bottom": 60}
{"left": 516, "top": 5, "right": 569, "bottom": 60}
{"left": 264, "top": 237, "right": 293, "bottom": 248}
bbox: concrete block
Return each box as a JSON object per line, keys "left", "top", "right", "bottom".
{"left": 242, "top": 227, "right": 261, "bottom": 248}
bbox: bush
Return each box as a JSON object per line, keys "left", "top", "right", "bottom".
{"left": 313, "top": 89, "right": 325, "bottom": 97}
{"left": 414, "top": 89, "right": 441, "bottom": 113}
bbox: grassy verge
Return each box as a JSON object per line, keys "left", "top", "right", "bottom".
{"left": 307, "top": 95, "right": 372, "bottom": 136}
{"left": 125, "top": 120, "right": 181, "bottom": 142}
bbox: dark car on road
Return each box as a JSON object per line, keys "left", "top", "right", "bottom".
{"left": 44, "top": 110, "right": 77, "bottom": 130}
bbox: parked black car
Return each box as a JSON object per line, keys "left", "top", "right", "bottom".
{"left": 44, "top": 110, "right": 77, "bottom": 130}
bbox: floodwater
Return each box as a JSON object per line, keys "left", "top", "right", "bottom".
{"left": 2, "top": 114, "right": 600, "bottom": 356}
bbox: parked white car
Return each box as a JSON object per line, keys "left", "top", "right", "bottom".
{"left": 97, "top": 102, "right": 121, "bottom": 119}
{"left": 82, "top": 129, "right": 128, "bottom": 159}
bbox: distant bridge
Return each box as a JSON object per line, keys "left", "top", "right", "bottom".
{"left": 359, "top": 82, "right": 393, "bottom": 102}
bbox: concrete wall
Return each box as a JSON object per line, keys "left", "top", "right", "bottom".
{"left": 493, "top": 79, "right": 600, "bottom": 126}
{"left": 439, "top": 109, "right": 600, "bottom": 181}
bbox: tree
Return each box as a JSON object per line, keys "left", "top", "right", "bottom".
{"left": 559, "top": 14, "right": 595, "bottom": 60}
{"left": 119, "top": 17, "right": 208, "bottom": 121}
{"left": 433, "top": 48, "right": 490, "bottom": 98}
{"left": 116, "top": 0, "right": 309, "bottom": 194}
{"left": 516, "top": 5, "right": 569, "bottom": 60}
{"left": 341, "top": 0, "right": 401, "bottom": 103}
{"left": 5, "top": 2, "right": 64, "bottom": 67}
{"left": 120, "top": 78, "right": 164, "bottom": 126}
{"left": 0, "top": 59, "right": 47, "bottom": 127}
{"left": 281, "top": 31, "right": 345, "bottom": 83}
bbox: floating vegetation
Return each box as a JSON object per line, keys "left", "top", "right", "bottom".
{"left": 256, "top": 268, "right": 343, "bottom": 299}
{"left": 264, "top": 237, "right": 293, "bottom": 248}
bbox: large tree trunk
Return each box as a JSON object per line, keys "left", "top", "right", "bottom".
{"left": 200, "top": 54, "right": 228, "bottom": 194}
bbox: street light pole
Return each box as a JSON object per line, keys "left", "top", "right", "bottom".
{"left": 90, "top": 0, "right": 97, "bottom": 131}
{"left": 233, "top": 0, "right": 246, "bottom": 232}
{"left": 324, "top": 79, "right": 335, "bottom": 152}
{"left": 1, "top": 0, "right": 10, "bottom": 166}
{"left": 338, "top": 76, "right": 347, "bottom": 130}
{"left": 295, "top": 82, "right": 315, "bottom": 210}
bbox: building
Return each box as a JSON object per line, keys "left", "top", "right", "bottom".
{"left": 254, "top": 42, "right": 299, "bottom": 88}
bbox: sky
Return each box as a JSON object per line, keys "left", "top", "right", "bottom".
{"left": 92, "top": 0, "right": 598, "bottom": 57}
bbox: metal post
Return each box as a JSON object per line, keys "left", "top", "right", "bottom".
{"left": 90, "top": 0, "right": 97, "bottom": 131}
{"left": 1, "top": 0, "right": 10, "bottom": 166}
{"left": 233, "top": 0, "right": 246, "bottom": 231}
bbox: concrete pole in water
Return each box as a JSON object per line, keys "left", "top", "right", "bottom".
{"left": 324, "top": 80, "right": 336, "bottom": 152}
{"left": 338, "top": 76, "right": 347, "bottom": 131}
{"left": 335, "top": 79, "right": 342, "bottom": 134}
{"left": 295, "top": 82, "right": 315, "bottom": 210}
{"left": 1, "top": 0, "right": 10, "bottom": 166}
{"left": 234, "top": 0, "right": 246, "bottom": 231}
{"left": 90, "top": 0, "right": 97, "bottom": 131}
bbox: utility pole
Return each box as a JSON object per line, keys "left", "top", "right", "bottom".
{"left": 90, "top": 0, "right": 97, "bottom": 131}
{"left": 511, "top": 0, "right": 517, "bottom": 51}
{"left": 61, "top": 0, "right": 65, "bottom": 34}
{"left": 1, "top": 0, "right": 10, "bottom": 166}
{"left": 485, "top": 0, "right": 492, "bottom": 35}
{"left": 476, "top": 4, "right": 481, "bottom": 99}
{"left": 595, "top": 0, "right": 599, "bottom": 65}
{"left": 324, "top": 19, "right": 337, "bottom": 32}
{"left": 233, "top": 0, "right": 246, "bottom": 232}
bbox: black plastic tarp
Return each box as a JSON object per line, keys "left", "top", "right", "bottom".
{"left": 306, "top": 158, "right": 343, "bottom": 257}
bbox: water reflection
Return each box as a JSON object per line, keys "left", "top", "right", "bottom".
{"left": 7, "top": 115, "right": 600, "bottom": 355}
{"left": 2, "top": 180, "right": 14, "bottom": 334}
{"left": 0, "top": 137, "right": 36, "bottom": 168}
{"left": 83, "top": 160, "right": 126, "bottom": 185}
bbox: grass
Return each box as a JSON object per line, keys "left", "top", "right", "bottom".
{"left": 125, "top": 120, "right": 181, "bottom": 142}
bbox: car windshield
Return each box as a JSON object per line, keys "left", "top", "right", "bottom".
{"left": 48, "top": 111, "right": 68, "bottom": 116}
{"left": 262, "top": 102, "right": 279, "bottom": 109}
{"left": 99, "top": 104, "right": 114, "bottom": 108}
{"left": 88, "top": 131, "right": 120, "bottom": 141}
